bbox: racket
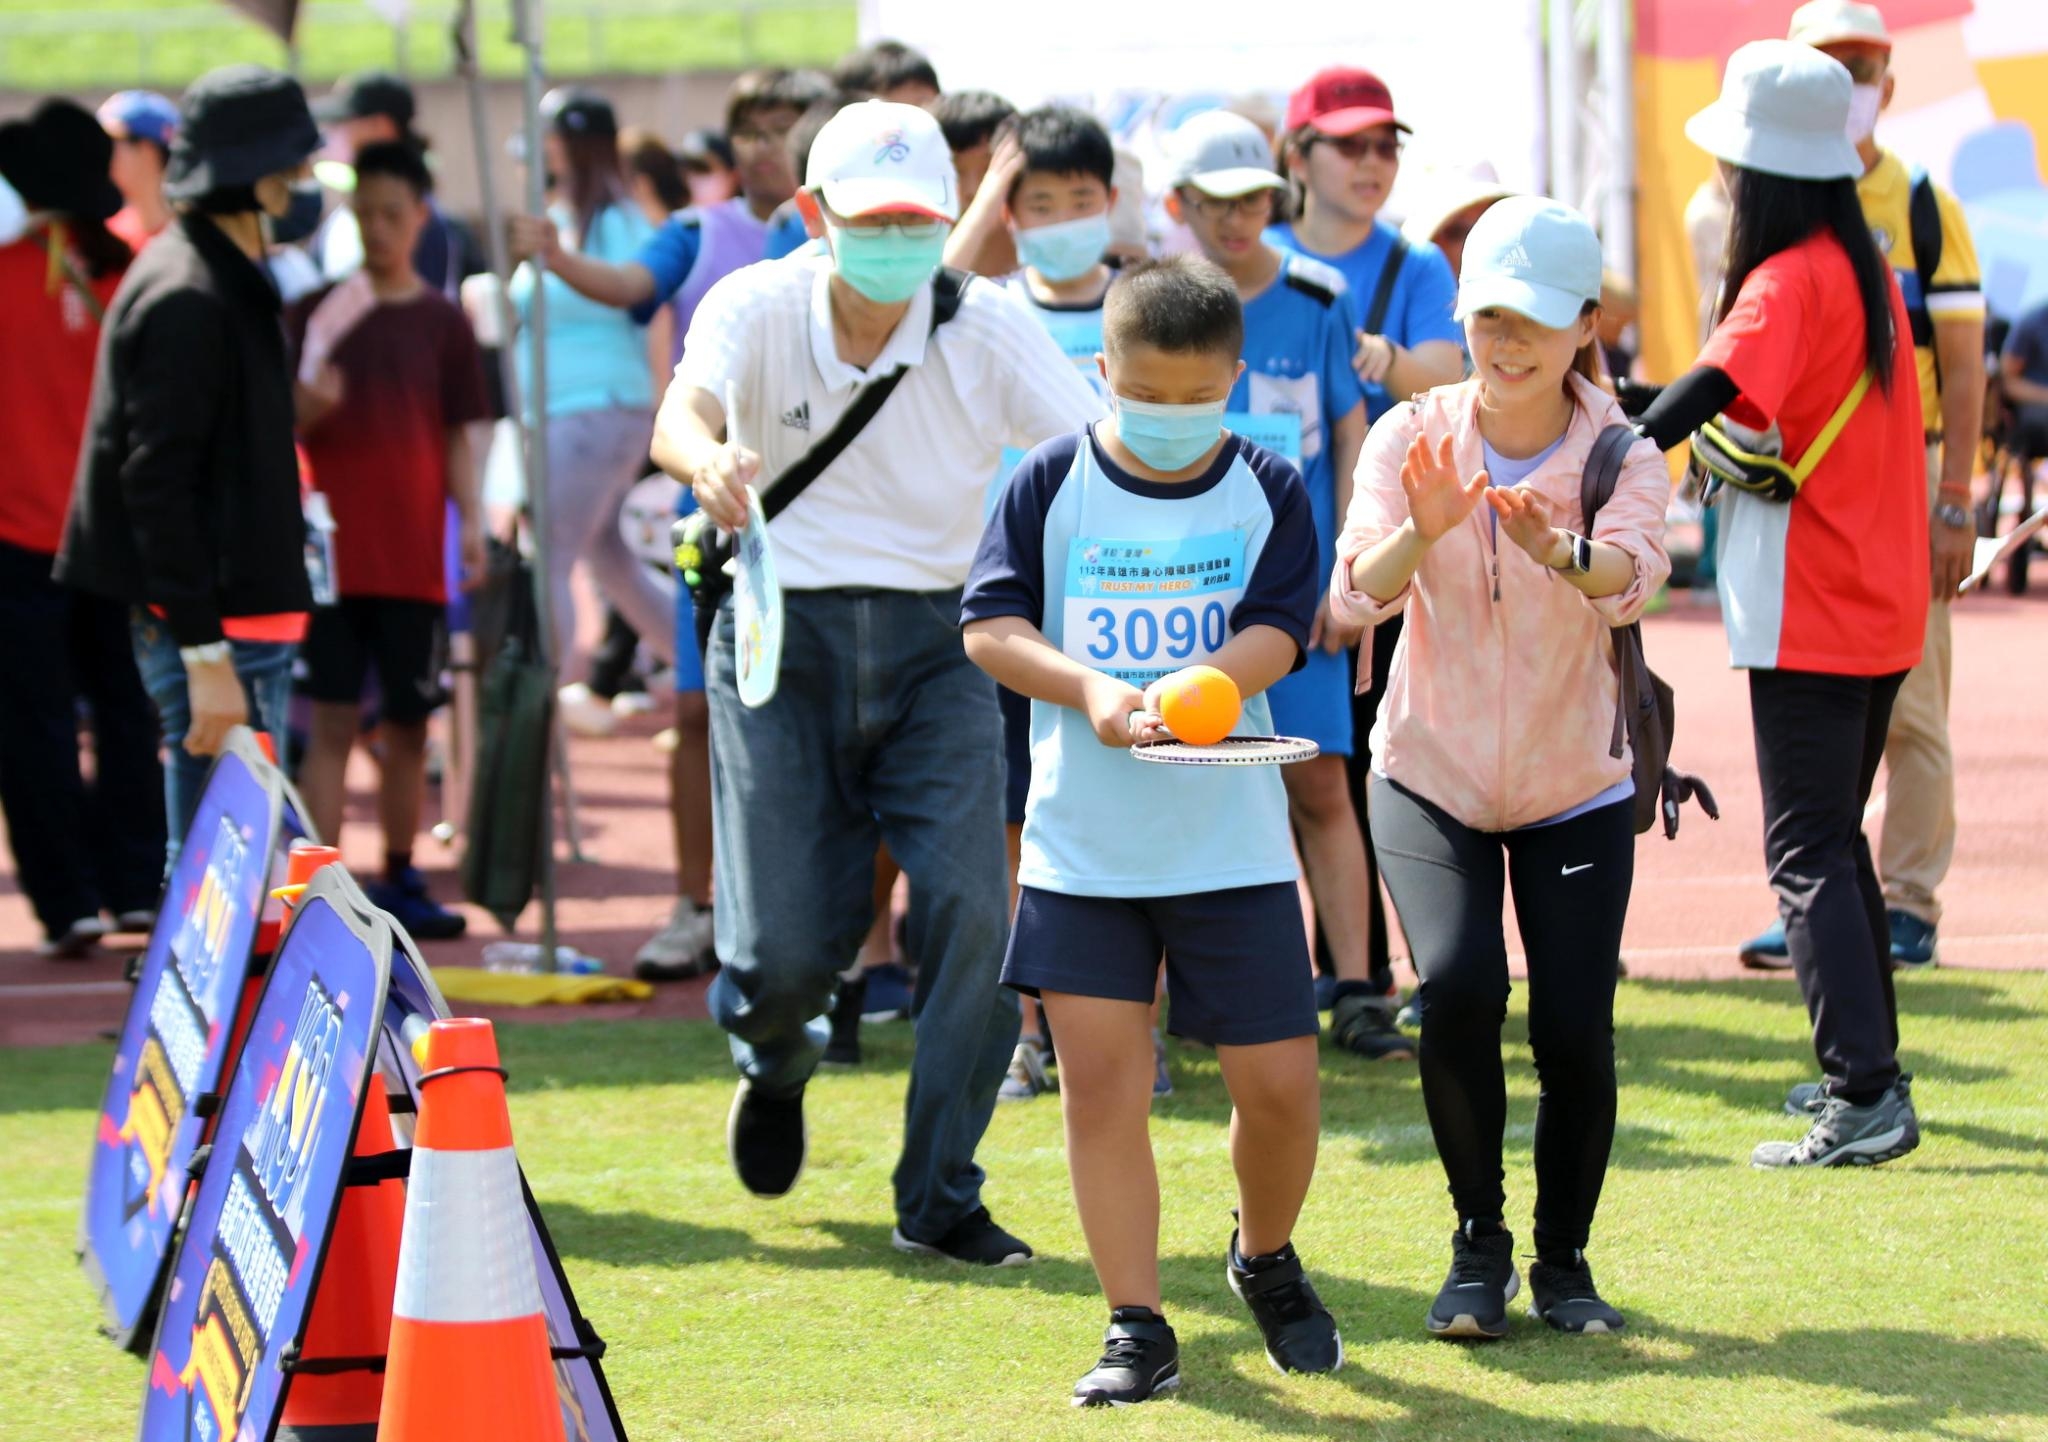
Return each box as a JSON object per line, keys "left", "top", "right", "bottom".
{"left": 1130, "top": 736, "right": 1320, "bottom": 766}
{"left": 727, "top": 382, "right": 785, "bottom": 708}
{"left": 1959, "top": 504, "right": 2048, "bottom": 594}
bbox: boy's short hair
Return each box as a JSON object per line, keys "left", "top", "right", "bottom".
{"left": 788, "top": 92, "right": 860, "bottom": 182}
{"left": 1104, "top": 255, "right": 1244, "bottom": 361}
{"left": 1010, "top": 106, "right": 1115, "bottom": 197}
{"left": 833, "top": 39, "right": 940, "bottom": 96}
{"left": 725, "top": 68, "right": 833, "bottom": 138}
{"left": 932, "top": 89, "right": 1016, "bottom": 155}
{"left": 353, "top": 139, "right": 432, "bottom": 198}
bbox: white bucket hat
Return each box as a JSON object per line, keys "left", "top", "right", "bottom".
{"left": 1685, "top": 39, "right": 1863, "bottom": 181}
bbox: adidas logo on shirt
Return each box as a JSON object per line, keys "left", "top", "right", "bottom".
{"left": 781, "top": 400, "right": 810, "bottom": 431}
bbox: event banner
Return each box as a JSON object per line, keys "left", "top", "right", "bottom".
{"left": 81, "top": 729, "right": 302, "bottom": 1350}
{"left": 141, "top": 867, "right": 390, "bottom": 1442}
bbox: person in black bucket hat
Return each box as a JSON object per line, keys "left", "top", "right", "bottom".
{"left": 0, "top": 98, "right": 123, "bottom": 224}
{"left": 58, "top": 64, "right": 324, "bottom": 875}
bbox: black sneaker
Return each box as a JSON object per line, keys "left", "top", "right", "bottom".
{"left": 1073, "top": 1308, "right": 1180, "bottom": 1407}
{"left": 1226, "top": 1230, "right": 1343, "bottom": 1373}
{"left": 726, "top": 1080, "right": 806, "bottom": 1197}
{"left": 1330, "top": 990, "right": 1416, "bottom": 1061}
{"left": 822, "top": 972, "right": 864, "bottom": 1067}
{"left": 1528, "top": 1250, "right": 1625, "bottom": 1334}
{"left": 892, "top": 1206, "right": 1033, "bottom": 1267}
{"left": 1426, "top": 1226, "right": 1519, "bottom": 1339}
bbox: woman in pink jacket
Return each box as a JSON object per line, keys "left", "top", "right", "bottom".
{"left": 1330, "top": 197, "right": 1670, "bottom": 1341}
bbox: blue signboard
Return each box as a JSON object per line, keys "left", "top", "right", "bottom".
{"left": 82, "top": 730, "right": 303, "bottom": 1350}
{"left": 141, "top": 867, "right": 389, "bottom": 1442}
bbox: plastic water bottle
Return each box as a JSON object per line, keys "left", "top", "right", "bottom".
{"left": 479, "top": 942, "right": 605, "bottom": 975}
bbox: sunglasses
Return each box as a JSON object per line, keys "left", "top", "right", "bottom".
{"left": 1310, "top": 133, "right": 1405, "bottom": 163}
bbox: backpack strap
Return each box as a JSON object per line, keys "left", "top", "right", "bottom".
{"left": 1579, "top": 423, "right": 1638, "bottom": 533}
{"left": 1906, "top": 166, "right": 1942, "bottom": 350}
{"left": 1363, "top": 233, "right": 1409, "bottom": 337}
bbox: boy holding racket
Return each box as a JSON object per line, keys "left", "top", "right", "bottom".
{"left": 961, "top": 255, "right": 1340, "bottom": 1405}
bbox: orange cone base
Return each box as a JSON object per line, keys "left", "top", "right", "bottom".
{"left": 377, "top": 1314, "right": 564, "bottom": 1442}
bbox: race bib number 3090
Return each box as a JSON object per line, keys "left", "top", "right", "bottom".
{"left": 1063, "top": 532, "right": 1243, "bottom": 686}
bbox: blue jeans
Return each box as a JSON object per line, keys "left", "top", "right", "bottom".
{"left": 130, "top": 610, "right": 296, "bottom": 872}
{"left": 705, "top": 588, "right": 1017, "bottom": 1241}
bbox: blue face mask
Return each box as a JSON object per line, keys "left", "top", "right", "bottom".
{"left": 1014, "top": 212, "right": 1111, "bottom": 283}
{"left": 826, "top": 219, "right": 949, "bottom": 303}
{"left": 267, "top": 181, "right": 326, "bottom": 246}
{"left": 1114, "top": 394, "right": 1228, "bottom": 473}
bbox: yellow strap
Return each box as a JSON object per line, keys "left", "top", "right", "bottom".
{"left": 1791, "top": 370, "right": 1873, "bottom": 484}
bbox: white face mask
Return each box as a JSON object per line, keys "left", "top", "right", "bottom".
{"left": 1846, "top": 84, "right": 1883, "bottom": 144}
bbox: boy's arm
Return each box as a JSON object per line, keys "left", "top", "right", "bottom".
{"left": 963, "top": 618, "right": 1161, "bottom": 747}
{"left": 943, "top": 130, "right": 1023, "bottom": 277}
{"left": 445, "top": 424, "right": 484, "bottom": 589}
{"left": 1177, "top": 624, "right": 1299, "bottom": 704}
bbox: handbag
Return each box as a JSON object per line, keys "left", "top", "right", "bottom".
{"left": 460, "top": 521, "right": 555, "bottom": 927}
{"left": 1688, "top": 370, "right": 1871, "bottom": 504}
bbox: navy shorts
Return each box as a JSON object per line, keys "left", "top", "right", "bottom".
{"left": 998, "top": 683, "right": 1031, "bottom": 826}
{"left": 1003, "top": 882, "right": 1317, "bottom": 1047}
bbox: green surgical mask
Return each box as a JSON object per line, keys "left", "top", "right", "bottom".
{"left": 825, "top": 219, "right": 948, "bottom": 303}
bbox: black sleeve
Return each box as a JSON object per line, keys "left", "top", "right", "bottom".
{"left": 117, "top": 289, "right": 231, "bottom": 646}
{"left": 1633, "top": 366, "right": 1739, "bottom": 451}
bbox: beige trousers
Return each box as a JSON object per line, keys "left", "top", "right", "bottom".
{"left": 1879, "top": 443, "right": 1955, "bottom": 925}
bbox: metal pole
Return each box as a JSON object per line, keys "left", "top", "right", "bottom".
{"left": 1597, "top": 0, "right": 1637, "bottom": 285}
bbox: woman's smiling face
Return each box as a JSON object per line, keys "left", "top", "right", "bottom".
{"left": 1465, "top": 304, "right": 1594, "bottom": 399}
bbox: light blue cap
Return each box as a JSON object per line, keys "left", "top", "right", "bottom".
{"left": 1453, "top": 195, "right": 1603, "bottom": 331}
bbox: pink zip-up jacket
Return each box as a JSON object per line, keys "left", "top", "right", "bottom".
{"left": 1329, "top": 372, "right": 1672, "bottom": 832}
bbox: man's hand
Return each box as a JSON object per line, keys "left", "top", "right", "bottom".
{"left": 456, "top": 511, "right": 488, "bottom": 592}
{"left": 184, "top": 656, "right": 247, "bottom": 758}
{"left": 1084, "top": 671, "right": 1162, "bottom": 748}
{"left": 1933, "top": 510, "right": 1974, "bottom": 600}
{"left": 692, "top": 443, "right": 761, "bottom": 531}
{"left": 507, "top": 213, "right": 561, "bottom": 267}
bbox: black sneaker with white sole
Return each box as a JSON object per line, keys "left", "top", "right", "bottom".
{"left": 726, "top": 1080, "right": 806, "bottom": 1197}
{"left": 1528, "top": 1250, "right": 1625, "bottom": 1334}
{"left": 892, "top": 1206, "right": 1033, "bottom": 1267}
{"left": 1226, "top": 1231, "right": 1343, "bottom": 1373}
{"left": 1752, "top": 1081, "right": 1919, "bottom": 1168}
{"left": 1426, "top": 1225, "right": 1519, "bottom": 1339}
{"left": 1073, "top": 1309, "right": 1180, "bottom": 1407}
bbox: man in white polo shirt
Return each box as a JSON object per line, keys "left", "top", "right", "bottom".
{"left": 653, "top": 100, "right": 1103, "bottom": 1264}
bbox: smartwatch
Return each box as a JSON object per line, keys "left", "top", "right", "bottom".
{"left": 1553, "top": 531, "right": 1593, "bottom": 576}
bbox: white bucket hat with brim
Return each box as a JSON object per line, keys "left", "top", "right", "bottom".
{"left": 1684, "top": 39, "right": 1863, "bottom": 182}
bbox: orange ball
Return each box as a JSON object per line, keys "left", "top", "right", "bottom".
{"left": 1158, "top": 665, "right": 1241, "bottom": 746}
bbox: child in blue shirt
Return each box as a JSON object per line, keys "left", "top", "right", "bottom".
{"left": 962, "top": 256, "right": 1340, "bottom": 1406}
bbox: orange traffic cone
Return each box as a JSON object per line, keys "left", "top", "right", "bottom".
{"left": 377, "top": 1019, "right": 564, "bottom": 1442}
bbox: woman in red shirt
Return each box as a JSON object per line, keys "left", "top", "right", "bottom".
{"left": 0, "top": 100, "right": 165, "bottom": 956}
{"left": 1633, "top": 40, "right": 1927, "bottom": 1169}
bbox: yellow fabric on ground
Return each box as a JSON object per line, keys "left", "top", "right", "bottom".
{"left": 430, "top": 968, "right": 655, "bottom": 1005}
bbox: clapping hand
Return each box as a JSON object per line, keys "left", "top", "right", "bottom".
{"left": 1402, "top": 434, "right": 1489, "bottom": 543}
{"left": 1486, "top": 485, "right": 1565, "bottom": 566}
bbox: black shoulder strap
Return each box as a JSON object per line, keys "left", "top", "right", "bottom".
{"left": 1908, "top": 167, "right": 1942, "bottom": 300}
{"left": 1580, "top": 423, "right": 1638, "bottom": 533}
{"left": 758, "top": 267, "right": 969, "bottom": 524}
{"left": 1282, "top": 262, "right": 1341, "bottom": 309}
{"left": 1363, "top": 233, "right": 1409, "bottom": 337}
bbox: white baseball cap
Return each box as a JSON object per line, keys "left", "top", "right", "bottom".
{"left": 1684, "top": 39, "right": 1863, "bottom": 182}
{"left": 1787, "top": 0, "right": 1893, "bottom": 52}
{"left": 1167, "top": 110, "right": 1284, "bottom": 198}
{"left": 806, "top": 99, "right": 958, "bottom": 223}
{"left": 1454, "top": 195, "right": 1604, "bottom": 331}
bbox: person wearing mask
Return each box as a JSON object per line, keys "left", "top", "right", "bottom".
{"left": 97, "top": 91, "right": 179, "bottom": 252}
{"left": 0, "top": 100, "right": 164, "bottom": 957}
{"left": 1632, "top": 41, "right": 1928, "bottom": 1168}
{"left": 59, "top": 65, "right": 323, "bottom": 866}
{"left": 655, "top": 100, "right": 1101, "bottom": 1258}
{"left": 1271, "top": 67, "right": 1469, "bottom": 1029}
{"left": 1333, "top": 197, "right": 1669, "bottom": 1339}
{"left": 509, "top": 69, "right": 834, "bottom": 983}
{"left": 508, "top": 88, "right": 676, "bottom": 706}
{"left": 1737, "top": 0, "right": 1985, "bottom": 972}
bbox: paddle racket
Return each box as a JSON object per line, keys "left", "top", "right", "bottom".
{"left": 1959, "top": 504, "right": 2048, "bottom": 594}
{"left": 1130, "top": 736, "right": 1320, "bottom": 766}
{"left": 727, "top": 382, "right": 785, "bottom": 708}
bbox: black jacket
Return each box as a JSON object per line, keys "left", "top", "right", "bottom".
{"left": 57, "top": 214, "right": 310, "bottom": 645}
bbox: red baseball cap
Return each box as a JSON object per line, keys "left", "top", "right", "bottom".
{"left": 1285, "top": 67, "right": 1410, "bottom": 136}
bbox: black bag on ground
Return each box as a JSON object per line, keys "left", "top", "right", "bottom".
{"left": 1582, "top": 423, "right": 1719, "bottom": 839}
{"left": 461, "top": 535, "right": 553, "bottom": 927}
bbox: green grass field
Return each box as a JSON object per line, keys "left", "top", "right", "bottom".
{"left": 0, "top": 0, "right": 858, "bottom": 92}
{"left": 6, "top": 972, "right": 2047, "bottom": 1441}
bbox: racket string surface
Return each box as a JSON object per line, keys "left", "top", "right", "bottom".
{"left": 1129, "top": 736, "right": 1320, "bottom": 765}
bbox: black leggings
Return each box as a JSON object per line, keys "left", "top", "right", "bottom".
{"left": 1370, "top": 777, "right": 1634, "bottom": 1255}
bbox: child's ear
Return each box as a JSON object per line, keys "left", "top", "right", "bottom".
{"left": 1095, "top": 352, "right": 1111, "bottom": 388}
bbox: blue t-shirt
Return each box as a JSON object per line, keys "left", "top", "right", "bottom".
{"left": 763, "top": 207, "right": 811, "bottom": 261}
{"left": 2003, "top": 301, "right": 2048, "bottom": 390}
{"left": 509, "top": 201, "right": 654, "bottom": 418}
{"left": 629, "top": 213, "right": 704, "bottom": 325}
{"left": 1265, "top": 218, "right": 1461, "bottom": 422}
{"left": 962, "top": 429, "right": 1320, "bottom": 897}
{"left": 1229, "top": 252, "right": 1363, "bottom": 594}
{"left": 989, "top": 274, "right": 1113, "bottom": 514}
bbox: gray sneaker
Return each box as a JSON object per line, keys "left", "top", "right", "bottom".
{"left": 1753, "top": 1082, "right": 1919, "bottom": 1168}
{"left": 998, "top": 1039, "right": 1055, "bottom": 1101}
{"left": 633, "top": 897, "right": 716, "bottom": 981}
{"left": 1784, "top": 1071, "right": 1912, "bottom": 1117}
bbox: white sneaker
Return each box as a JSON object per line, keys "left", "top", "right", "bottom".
{"left": 634, "top": 897, "right": 716, "bottom": 980}
{"left": 39, "top": 916, "right": 108, "bottom": 959}
{"left": 558, "top": 683, "right": 619, "bottom": 737}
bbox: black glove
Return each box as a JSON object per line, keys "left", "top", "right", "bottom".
{"left": 1615, "top": 377, "right": 1663, "bottom": 418}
